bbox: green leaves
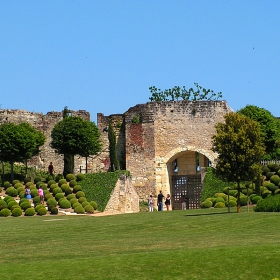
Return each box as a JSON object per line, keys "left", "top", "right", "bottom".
{"left": 148, "top": 83, "right": 222, "bottom": 102}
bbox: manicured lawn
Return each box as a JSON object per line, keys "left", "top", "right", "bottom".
{"left": 1, "top": 208, "right": 280, "bottom": 280}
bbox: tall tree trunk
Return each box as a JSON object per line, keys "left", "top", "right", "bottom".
{"left": 237, "top": 181, "right": 241, "bottom": 213}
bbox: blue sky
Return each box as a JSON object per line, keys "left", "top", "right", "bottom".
{"left": 1, "top": 0, "right": 279, "bottom": 123}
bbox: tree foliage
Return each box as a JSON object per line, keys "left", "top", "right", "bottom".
{"left": 0, "top": 122, "right": 46, "bottom": 181}
{"left": 51, "top": 116, "right": 102, "bottom": 174}
{"left": 149, "top": 83, "right": 222, "bottom": 102}
{"left": 108, "top": 122, "right": 119, "bottom": 171}
{"left": 237, "top": 105, "right": 280, "bottom": 159}
{"left": 212, "top": 112, "right": 265, "bottom": 212}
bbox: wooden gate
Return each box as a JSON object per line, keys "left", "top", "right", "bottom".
{"left": 171, "top": 175, "right": 202, "bottom": 210}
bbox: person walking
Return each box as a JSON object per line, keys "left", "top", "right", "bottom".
{"left": 165, "top": 194, "right": 171, "bottom": 210}
{"left": 157, "top": 190, "right": 165, "bottom": 211}
{"left": 148, "top": 195, "right": 154, "bottom": 212}
{"left": 48, "top": 162, "right": 54, "bottom": 176}
{"left": 38, "top": 185, "right": 44, "bottom": 204}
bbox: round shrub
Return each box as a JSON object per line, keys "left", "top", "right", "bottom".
{"left": 90, "top": 201, "right": 98, "bottom": 210}
{"left": 3, "top": 181, "right": 11, "bottom": 189}
{"left": 35, "top": 204, "right": 46, "bottom": 212}
{"left": 84, "top": 205, "right": 94, "bottom": 213}
{"left": 55, "top": 174, "right": 64, "bottom": 182}
{"left": 241, "top": 188, "right": 253, "bottom": 195}
{"left": 50, "top": 183, "right": 58, "bottom": 193}
{"left": 72, "top": 202, "right": 82, "bottom": 209}
{"left": 24, "top": 177, "right": 32, "bottom": 184}
{"left": 270, "top": 175, "right": 280, "bottom": 186}
{"left": 50, "top": 207, "right": 58, "bottom": 215}
{"left": 240, "top": 196, "right": 249, "bottom": 206}
{"left": 44, "top": 193, "right": 53, "bottom": 201}
{"left": 275, "top": 189, "right": 280, "bottom": 195}
{"left": 74, "top": 205, "right": 85, "bottom": 214}
{"left": 53, "top": 187, "right": 63, "bottom": 196}
{"left": 67, "top": 194, "right": 76, "bottom": 200}
{"left": 76, "top": 173, "right": 85, "bottom": 181}
{"left": 48, "top": 180, "right": 56, "bottom": 187}
{"left": 0, "top": 200, "right": 8, "bottom": 210}
{"left": 14, "top": 182, "right": 23, "bottom": 189}
{"left": 266, "top": 183, "right": 279, "bottom": 194}
{"left": 70, "top": 198, "right": 79, "bottom": 205}
{"left": 37, "top": 207, "right": 47, "bottom": 216}
{"left": 19, "top": 198, "right": 29, "bottom": 204}
{"left": 12, "top": 207, "right": 22, "bottom": 217}
{"left": 25, "top": 208, "right": 36, "bottom": 216}
{"left": 19, "top": 191, "right": 25, "bottom": 199}
{"left": 20, "top": 201, "right": 32, "bottom": 211}
{"left": 4, "top": 195, "right": 12, "bottom": 202}
{"left": 34, "top": 176, "right": 42, "bottom": 183}
{"left": 266, "top": 172, "right": 274, "bottom": 180}
{"left": 0, "top": 208, "right": 11, "bottom": 217}
{"left": 69, "top": 180, "right": 77, "bottom": 188}
{"left": 73, "top": 185, "right": 82, "bottom": 193}
{"left": 31, "top": 189, "right": 39, "bottom": 198}
{"left": 75, "top": 191, "right": 85, "bottom": 199}
{"left": 262, "top": 190, "right": 272, "bottom": 198}
{"left": 32, "top": 196, "right": 41, "bottom": 205}
{"left": 8, "top": 200, "right": 18, "bottom": 210}
{"left": 82, "top": 201, "right": 90, "bottom": 208}
{"left": 214, "top": 202, "right": 225, "bottom": 208}
{"left": 25, "top": 182, "right": 33, "bottom": 188}
{"left": 17, "top": 186, "right": 25, "bottom": 193}
{"left": 214, "top": 192, "right": 227, "bottom": 199}
{"left": 30, "top": 185, "right": 37, "bottom": 191}
{"left": 59, "top": 199, "right": 71, "bottom": 209}
{"left": 12, "top": 179, "right": 20, "bottom": 185}
{"left": 6, "top": 187, "right": 18, "bottom": 197}
{"left": 47, "top": 198, "right": 57, "bottom": 207}
{"left": 225, "top": 199, "right": 237, "bottom": 207}
{"left": 251, "top": 195, "right": 263, "bottom": 204}
{"left": 223, "top": 187, "right": 233, "bottom": 195}
{"left": 228, "top": 190, "right": 238, "bottom": 197}
{"left": 200, "top": 200, "right": 212, "bottom": 208}
{"left": 213, "top": 197, "right": 225, "bottom": 206}
{"left": 254, "top": 195, "right": 280, "bottom": 212}
{"left": 36, "top": 181, "right": 45, "bottom": 188}
{"left": 267, "top": 163, "right": 279, "bottom": 172}
{"left": 55, "top": 193, "right": 65, "bottom": 201}
{"left": 60, "top": 184, "right": 70, "bottom": 192}
{"left": 78, "top": 197, "right": 87, "bottom": 204}
{"left": 66, "top": 173, "right": 76, "bottom": 182}
{"left": 58, "top": 179, "right": 67, "bottom": 187}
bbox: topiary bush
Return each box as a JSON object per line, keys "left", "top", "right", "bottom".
{"left": 33, "top": 196, "right": 41, "bottom": 205}
{"left": 12, "top": 207, "right": 22, "bottom": 217}
{"left": 8, "top": 200, "right": 18, "bottom": 210}
{"left": 66, "top": 174, "right": 76, "bottom": 182}
{"left": 35, "top": 204, "right": 45, "bottom": 212}
{"left": 53, "top": 187, "right": 63, "bottom": 196}
{"left": 73, "top": 185, "right": 82, "bottom": 193}
{"left": 76, "top": 173, "right": 85, "bottom": 182}
{"left": 214, "top": 202, "right": 225, "bottom": 208}
{"left": 47, "top": 180, "right": 56, "bottom": 187}
{"left": 0, "top": 208, "right": 11, "bottom": 217}
{"left": 14, "top": 182, "right": 23, "bottom": 189}
{"left": 74, "top": 205, "right": 85, "bottom": 214}
{"left": 55, "top": 193, "right": 65, "bottom": 201}
{"left": 78, "top": 197, "right": 87, "bottom": 204}
{"left": 55, "top": 174, "right": 64, "bottom": 182}
{"left": 64, "top": 188, "right": 73, "bottom": 196}
{"left": 266, "top": 172, "right": 274, "bottom": 180}
{"left": 89, "top": 201, "right": 98, "bottom": 210}
{"left": 12, "top": 179, "right": 20, "bottom": 185}
{"left": 82, "top": 201, "right": 90, "bottom": 208}
{"left": 84, "top": 204, "right": 94, "bottom": 213}
{"left": 225, "top": 199, "right": 237, "bottom": 207}
{"left": 20, "top": 201, "right": 32, "bottom": 211}
{"left": 34, "top": 176, "right": 42, "bottom": 183}
{"left": 270, "top": 175, "right": 280, "bottom": 186}
{"left": 200, "top": 200, "right": 213, "bottom": 208}
{"left": 0, "top": 200, "right": 8, "bottom": 210}
{"left": 37, "top": 207, "right": 47, "bottom": 216}
{"left": 265, "top": 183, "right": 279, "bottom": 194}
{"left": 50, "top": 207, "right": 58, "bottom": 215}
{"left": 67, "top": 194, "right": 76, "bottom": 201}
{"left": 59, "top": 199, "right": 71, "bottom": 209}
{"left": 60, "top": 184, "right": 70, "bottom": 192}
{"left": 72, "top": 202, "right": 82, "bottom": 209}
{"left": 75, "top": 191, "right": 85, "bottom": 199}
{"left": 47, "top": 198, "right": 57, "bottom": 208}
{"left": 3, "top": 181, "right": 11, "bottom": 189}
{"left": 58, "top": 179, "right": 67, "bottom": 187}
{"left": 69, "top": 180, "right": 77, "bottom": 188}
{"left": 31, "top": 189, "right": 39, "bottom": 198}
{"left": 25, "top": 208, "right": 36, "bottom": 216}
{"left": 254, "top": 195, "right": 280, "bottom": 212}
{"left": 251, "top": 195, "right": 263, "bottom": 204}
{"left": 6, "top": 187, "right": 18, "bottom": 197}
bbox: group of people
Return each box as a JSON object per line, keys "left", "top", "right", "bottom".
{"left": 148, "top": 191, "right": 171, "bottom": 212}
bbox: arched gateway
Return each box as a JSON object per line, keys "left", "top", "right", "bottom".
{"left": 97, "top": 100, "right": 234, "bottom": 209}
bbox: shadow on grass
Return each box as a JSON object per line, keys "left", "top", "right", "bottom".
{"left": 184, "top": 211, "right": 234, "bottom": 217}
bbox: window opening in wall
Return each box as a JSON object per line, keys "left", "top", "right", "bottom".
{"left": 173, "top": 159, "right": 178, "bottom": 172}
{"left": 196, "top": 152, "right": 200, "bottom": 172}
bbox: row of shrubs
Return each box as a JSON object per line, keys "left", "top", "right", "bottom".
{"left": 201, "top": 163, "right": 280, "bottom": 212}
{"left": 0, "top": 173, "right": 98, "bottom": 217}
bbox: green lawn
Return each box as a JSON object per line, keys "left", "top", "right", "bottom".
{"left": 1, "top": 208, "right": 280, "bottom": 280}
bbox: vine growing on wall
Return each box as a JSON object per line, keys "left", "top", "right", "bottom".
{"left": 108, "top": 121, "right": 120, "bottom": 171}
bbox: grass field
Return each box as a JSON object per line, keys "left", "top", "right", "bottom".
{"left": 1, "top": 207, "right": 280, "bottom": 280}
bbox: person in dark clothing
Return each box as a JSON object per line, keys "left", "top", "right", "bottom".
{"left": 157, "top": 190, "right": 165, "bottom": 211}
{"left": 48, "top": 162, "right": 54, "bottom": 176}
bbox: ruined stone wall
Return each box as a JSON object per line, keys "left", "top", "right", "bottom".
{"left": 0, "top": 109, "right": 90, "bottom": 174}
{"left": 124, "top": 100, "right": 234, "bottom": 200}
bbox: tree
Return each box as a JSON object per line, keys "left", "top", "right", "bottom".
{"left": 149, "top": 83, "right": 222, "bottom": 102}
{"left": 0, "top": 122, "right": 46, "bottom": 181}
{"left": 51, "top": 116, "right": 102, "bottom": 175}
{"left": 108, "top": 122, "right": 119, "bottom": 171}
{"left": 237, "top": 105, "right": 280, "bottom": 159}
{"left": 212, "top": 112, "right": 265, "bottom": 212}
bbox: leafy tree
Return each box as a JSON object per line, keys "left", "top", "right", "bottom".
{"left": 51, "top": 116, "right": 102, "bottom": 175}
{"left": 237, "top": 105, "right": 280, "bottom": 159}
{"left": 149, "top": 83, "right": 222, "bottom": 102}
{"left": 212, "top": 112, "right": 265, "bottom": 212}
{"left": 0, "top": 122, "right": 46, "bottom": 181}
{"left": 108, "top": 122, "right": 119, "bottom": 171}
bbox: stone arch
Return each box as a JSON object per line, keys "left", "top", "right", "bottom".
{"left": 155, "top": 145, "right": 217, "bottom": 209}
